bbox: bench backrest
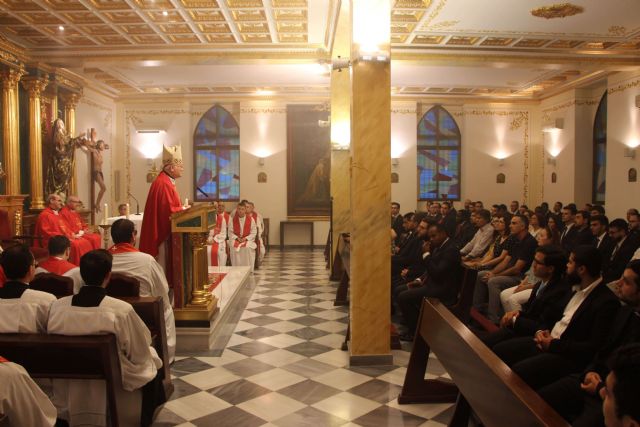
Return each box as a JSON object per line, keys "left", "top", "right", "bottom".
{"left": 30, "top": 273, "right": 74, "bottom": 298}
{"left": 420, "top": 299, "right": 568, "bottom": 427}
{"left": 107, "top": 273, "right": 140, "bottom": 297}
{"left": 0, "top": 333, "right": 122, "bottom": 426}
{"left": 448, "top": 267, "right": 478, "bottom": 323}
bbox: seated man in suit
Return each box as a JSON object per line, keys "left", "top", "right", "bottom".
{"left": 396, "top": 223, "right": 461, "bottom": 340}
{"left": 483, "top": 245, "right": 570, "bottom": 348}
{"left": 604, "top": 219, "right": 640, "bottom": 284}
{"left": 392, "top": 212, "right": 422, "bottom": 276}
{"left": 35, "top": 235, "right": 78, "bottom": 276}
{"left": 539, "top": 260, "right": 640, "bottom": 426}
{"left": 391, "top": 202, "right": 404, "bottom": 246}
{"left": 0, "top": 244, "right": 56, "bottom": 333}
{"left": 492, "top": 245, "right": 619, "bottom": 390}
{"left": 0, "top": 357, "right": 57, "bottom": 426}
{"left": 48, "top": 250, "right": 164, "bottom": 427}
{"left": 391, "top": 217, "right": 430, "bottom": 299}
{"left": 591, "top": 215, "right": 615, "bottom": 274}
{"left": 575, "top": 210, "right": 596, "bottom": 246}
{"left": 560, "top": 205, "right": 579, "bottom": 254}
{"left": 601, "top": 344, "right": 640, "bottom": 427}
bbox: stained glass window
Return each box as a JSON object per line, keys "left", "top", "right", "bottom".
{"left": 417, "top": 106, "right": 461, "bottom": 201}
{"left": 593, "top": 93, "right": 607, "bottom": 204}
{"left": 193, "top": 105, "right": 240, "bottom": 201}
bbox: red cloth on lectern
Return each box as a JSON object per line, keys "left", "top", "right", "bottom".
{"left": 59, "top": 206, "right": 101, "bottom": 250}
{"left": 34, "top": 207, "right": 92, "bottom": 265}
{"left": 38, "top": 257, "right": 76, "bottom": 275}
{"left": 140, "top": 171, "right": 183, "bottom": 258}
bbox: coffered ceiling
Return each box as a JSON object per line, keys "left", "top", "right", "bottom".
{"left": 0, "top": 0, "right": 639, "bottom": 100}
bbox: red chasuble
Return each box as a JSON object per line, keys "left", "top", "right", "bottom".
{"left": 59, "top": 207, "right": 101, "bottom": 250}
{"left": 38, "top": 257, "right": 76, "bottom": 275}
{"left": 34, "top": 207, "right": 92, "bottom": 265}
{"left": 108, "top": 243, "right": 139, "bottom": 254}
{"left": 139, "top": 171, "right": 183, "bottom": 258}
{"left": 232, "top": 215, "right": 252, "bottom": 248}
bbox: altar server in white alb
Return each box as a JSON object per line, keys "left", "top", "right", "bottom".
{"left": 207, "top": 201, "right": 229, "bottom": 267}
{"left": 0, "top": 244, "right": 56, "bottom": 333}
{"left": 246, "top": 201, "right": 266, "bottom": 263}
{"left": 48, "top": 250, "right": 164, "bottom": 427}
{"left": 0, "top": 357, "right": 57, "bottom": 426}
{"left": 228, "top": 201, "right": 257, "bottom": 271}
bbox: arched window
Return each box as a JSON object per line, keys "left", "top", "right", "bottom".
{"left": 193, "top": 104, "right": 240, "bottom": 201}
{"left": 417, "top": 105, "right": 461, "bottom": 201}
{"left": 592, "top": 93, "right": 607, "bottom": 204}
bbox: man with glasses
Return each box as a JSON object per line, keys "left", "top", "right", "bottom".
{"left": 59, "top": 195, "right": 101, "bottom": 250}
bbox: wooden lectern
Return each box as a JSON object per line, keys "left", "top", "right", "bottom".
{"left": 170, "top": 203, "right": 218, "bottom": 323}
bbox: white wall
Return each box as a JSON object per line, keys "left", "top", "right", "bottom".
{"left": 391, "top": 102, "right": 418, "bottom": 213}
{"left": 606, "top": 72, "right": 640, "bottom": 218}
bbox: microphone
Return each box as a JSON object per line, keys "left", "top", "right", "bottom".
{"left": 196, "top": 186, "right": 209, "bottom": 198}
{"left": 128, "top": 192, "right": 140, "bottom": 215}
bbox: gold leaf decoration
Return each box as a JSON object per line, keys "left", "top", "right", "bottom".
{"left": 530, "top": 3, "right": 584, "bottom": 19}
{"left": 608, "top": 25, "right": 627, "bottom": 36}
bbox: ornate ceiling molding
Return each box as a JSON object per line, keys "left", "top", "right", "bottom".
{"left": 530, "top": 3, "right": 584, "bottom": 20}
{"left": 608, "top": 77, "right": 640, "bottom": 96}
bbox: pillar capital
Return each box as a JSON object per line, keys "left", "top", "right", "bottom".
{"left": 21, "top": 76, "right": 49, "bottom": 98}
{"left": 0, "top": 67, "right": 25, "bottom": 88}
{"left": 62, "top": 92, "right": 81, "bottom": 110}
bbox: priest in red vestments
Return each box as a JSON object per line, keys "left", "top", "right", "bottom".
{"left": 34, "top": 194, "right": 93, "bottom": 265}
{"left": 139, "top": 145, "right": 186, "bottom": 277}
{"left": 35, "top": 235, "right": 77, "bottom": 276}
{"left": 59, "top": 196, "right": 101, "bottom": 250}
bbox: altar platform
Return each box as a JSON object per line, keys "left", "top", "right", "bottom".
{"left": 175, "top": 266, "right": 252, "bottom": 352}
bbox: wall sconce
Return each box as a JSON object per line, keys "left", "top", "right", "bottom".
{"left": 391, "top": 158, "right": 399, "bottom": 166}
{"left": 624, "top": 147, "right": 636, "bottom": 159}
{"left": 497, "top": 158, "right": 505, "bottom": 167}
{"left": 542, "top": 118, "right": 564, "bottom": 132}
{"left": 258, "top": 157, "right": 265, "bottom": 166}
{"left": 547, "top": 157, "right": 557, "bottom": 167}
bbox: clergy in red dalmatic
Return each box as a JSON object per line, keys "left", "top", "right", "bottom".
{"left": 34, "top": 194, "right": 93, "bottom": 265}
{"left": 139, "top": 145, "right": 186, "bottom": 276}
{"left": 59, "top": 195, "right": 101, "bottom": 250}
{"left": 35, "top": 235, "right": 77, "bottom": 276}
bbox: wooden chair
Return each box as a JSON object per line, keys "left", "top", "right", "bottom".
{"left": 398, "top": 299, "right": 568, "bottom": 426}
{"left": 106, "top": 273, "right": 140, "bottom": 297}
{"left": 0, "top": 333, "right": 123, "bottom": 427}
{"left": 30, "top": 272, "right": 74, "bottom": 299}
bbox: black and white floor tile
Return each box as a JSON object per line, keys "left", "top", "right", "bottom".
{"left": 152, "top": 249, "right": 454, "bottom": 427}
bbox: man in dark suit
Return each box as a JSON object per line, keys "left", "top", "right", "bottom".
{"left": 591, "top": 215, "right": 615, "bottom": 274}
{"left": 575, "top": 211, "right": 595, "bottom": 246}
{"left": 396, "top": 223, "right": 462, "bottom": 340}
{"left": 560, "top": 205, "right": 579, "bottom": 254}
{"left": 538, "top": 260, "right": 640, "bottom": 426}
{"left": 391, "top": 217, "right": 429, "bottom": 294}
{"left": 603, "top": 219, "right": 640, "bottom": 284}
{"left": 483, "top": 245, "right": 570, "bottom": 348}
{"left": 392, "top": 212, "right": 422, "bottom": 276}
{"left": 492, "top": 245, "right": 619, "bottom": 389}
{"left": 439, "top": 201, "right": 457, "bottom": 238}
{"left": 391, "top": 202, "right": 404, "bottom": 246}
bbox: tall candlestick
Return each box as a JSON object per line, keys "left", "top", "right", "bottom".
{"left": 125, "top": 203, "right": 130, "bottom": 219}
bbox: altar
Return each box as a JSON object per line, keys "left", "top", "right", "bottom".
{"left": 105, "top": 213, "right": 144, "bottom": 247}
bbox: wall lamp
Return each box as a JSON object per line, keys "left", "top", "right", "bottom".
{"left": 392, "top": 158, "right": 400, "bottom": 166}
{"left": 258, "top": 157, "right": 265, "bottom": 166}
{"left": 542, "top": 118, "right": 564, "bottom": 132}
{"left": 624, "top": 147, "right": 636, "bottom": 159}
{"left": 547, "top": 157, "right": 557, "bottom": 167}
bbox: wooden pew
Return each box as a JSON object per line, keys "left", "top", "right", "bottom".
{"left": 448, "top": 267, "right": 478, "bottom": 324}
{"left": 121, "top": 296, "right": 174, "bottom": 398}
{"left": 30, "top": 273, "right": 74, "bottom": 298}
{"left": 398, "top": 299, "right": 569, "bottom": 427}
{"left": 0, "top": 333, "right": 123, "bottom": 427}
{"left": 333, "top": 233, "right": 350, "bottom": 306}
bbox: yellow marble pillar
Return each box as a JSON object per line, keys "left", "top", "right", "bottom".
{"left": 63, "top": 93, "right": 80, "bottom": 196}
{"left": 349, "top": 0, "right": 392, "bottom": 364}
{"left": 0, "top": 68, "right": 24, "bottom": 195}
{"left": 22, "top": 77, "right": 49, "bottom": 209}
{"left": 330, "top": 0, "right": 351, "bottom": 270}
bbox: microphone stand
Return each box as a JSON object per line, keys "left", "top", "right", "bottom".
{"left": 128, "top": 192, "right": 140, "bottom": 215}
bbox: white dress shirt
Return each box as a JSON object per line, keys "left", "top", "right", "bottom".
{"left": 550, "top": 277, "right": 602, "bottom": 339}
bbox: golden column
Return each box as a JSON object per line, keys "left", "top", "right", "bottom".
{"left": 348, "top": 0, "right": 392, "bottom": 365}
{"left": 330, "top": 0, "right": 351, "bottom": 271}
{"left": 0, "top": 68, "right": 25, "bottom": 195}
{"left": 63, "top": 93, "right": 80, "bottom": 196}
{"left": 22, "top": 77, "right": 49, "bottom": 209}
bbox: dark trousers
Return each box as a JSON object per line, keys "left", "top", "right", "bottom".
{"left": 538, "top": 374, "right": 604, "bottom": 427}
{"left": 481, "top": 326, "right": 516, "bottom": 349}
{"left": 396, "top": 285, "right": 432, "bottom": 335}
{"left": 492, "top": 336, "right": 581, "bottom": 389}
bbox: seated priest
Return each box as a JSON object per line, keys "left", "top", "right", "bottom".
{"left": 0, "top": 244, "right": 56, "bottom": 333}
{"left": 107, "top": 219, "right": 176, "bottom": 362}
{"left": 246, "top": 201, "right": 266, "bottom": 263}
{"left": 35, "top": 194, "right": 93, "bottom": 265}
{"left": 228, "top": 202, "right": 257, "bottom": 271}
{"left": 35, "top": 235, "right": 79, "bottom": 276}
{"left": 0, "top": 357, "right": 57, "bottom": 427}
{"left": 207, "top": 202, "right": 229, "bottom": 267}
{"left": 59, "top": 195, "right": 101, "bottom": 250}
{"left": 48, "top": 250, "right": 164, "bottom": 427}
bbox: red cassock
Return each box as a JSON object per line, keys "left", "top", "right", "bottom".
{"left": 139, "top": 171, "right": 183, "bottom": 258}
{"left": 34, "top": 207, "right": 92, "bottom": 265}
{"left": 0, "top": 266, "right": 6, "bottom": 287}
{"left": 59, "top": 206, "right": 101, "bottom": 250}
{"left": 38, "top": 257, "right": 77, "bottom": 275}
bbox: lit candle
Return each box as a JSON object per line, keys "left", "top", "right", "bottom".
{"left": 125, "top": 203, "right": 130, "bottom": 219}
{"left": 104, "top": 203, "right": 108, "bottom": 218}
{"left": 185, "top": 198, "right": 189, "bottom": 207}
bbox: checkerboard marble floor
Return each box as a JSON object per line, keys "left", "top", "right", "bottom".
{"left": 152, "top": 249, "right": 454, "bottom": 427}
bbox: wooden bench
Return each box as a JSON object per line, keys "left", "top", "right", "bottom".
{"left": 30, "top": 273, "right": 74, "bottom": 298}
{"left": 107, "top": 273, "right": 140, "bottom": 297}
{"left": 0, "top": 333, "right": 123, "bottom": 427}
{"left": 398, "top": 299, "right": 569, "bottom": 427}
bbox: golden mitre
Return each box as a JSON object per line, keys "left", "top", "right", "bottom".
{"left": 162, "top": 145, "right": 183, "bottom": 166}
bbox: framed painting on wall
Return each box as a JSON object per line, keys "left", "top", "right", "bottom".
{"left": 286, "top": 104, "right": 331, "bottom": 217}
